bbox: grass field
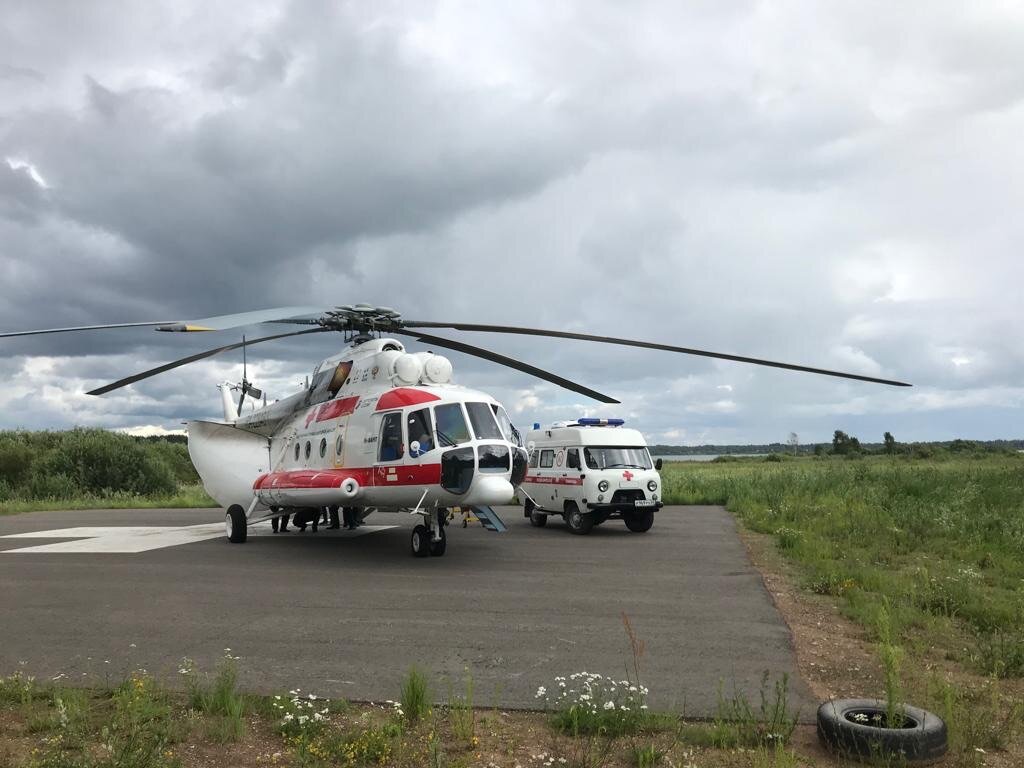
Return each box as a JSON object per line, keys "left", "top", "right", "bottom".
{"left": 660, "top": 454, "right": 1024, "bottom": 679}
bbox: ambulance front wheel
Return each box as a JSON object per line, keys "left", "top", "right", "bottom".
{"left": 565, "top": 502, "right": 593, "bottom": 535}
{"left": 225, "top": 505, "right": 247, "bottom": 543}
{"left": 530, "top": 510, "right": 548, "bottom": 527}
{"left": 624, "top": 509, "right": 654, "bottom": 533}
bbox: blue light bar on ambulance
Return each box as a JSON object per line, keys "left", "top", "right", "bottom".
{"left": 576, "top": 418, "right": 625, "bottom": 426}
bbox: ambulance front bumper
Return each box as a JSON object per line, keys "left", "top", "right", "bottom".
{"left": 586, "top": 500, "right": 663, "bottom": 515}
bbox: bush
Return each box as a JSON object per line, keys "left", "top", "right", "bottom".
{"left": 36, "top": 429, "right": 177, "bottom": 497}
{"left": 0, "top": 437, "right": 35, "bottom": 487}
{"left": 27, "top": 470, "right": 79, "bottom": 500}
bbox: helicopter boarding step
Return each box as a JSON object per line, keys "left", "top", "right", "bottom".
{"left": 470, "top": 506, "right": 507, "bottom": 533}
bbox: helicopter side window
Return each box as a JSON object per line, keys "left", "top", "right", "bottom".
{"left": 466, "top": 402, "right": 502, "bottom": 440}
{"left": 434, "top": 403, "right": 471, "bottom": 446}
{"left": 378, "top": 412, "right": 404, "bottom": 462}
{"left": 407, "top": 408, "right": 433, "bottom": 454}
{"left": 539, "top": 449, "right": 554, "bottom": 468}
{"left": 294, "top": 442, "right": 300, "bottom": 462}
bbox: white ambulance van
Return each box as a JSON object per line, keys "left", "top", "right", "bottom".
{"left": 521, "top": 418, "right": 663, "bottom": 534}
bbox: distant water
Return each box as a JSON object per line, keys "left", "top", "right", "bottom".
{"left": 652, "top": 453, "right": 760, "bottom": 463}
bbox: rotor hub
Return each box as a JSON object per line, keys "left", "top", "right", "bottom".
{"left": 320, "top": 305, "right": 402, "bottom": 336}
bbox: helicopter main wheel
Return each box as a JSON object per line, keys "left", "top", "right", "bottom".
{"left": 565, "top": 502, "right": 593, "bottom": 535}
{"left": 225, "top": 505, "right": 247, "bottom": 543}
{"left": 529, "top": 510, "right": 548, "bottom": 527}
{"left": 410, "top": 524, "right": 431, "bottom": 557}
{"left": 428, "top": 526, "right": 447, "bottom": 557}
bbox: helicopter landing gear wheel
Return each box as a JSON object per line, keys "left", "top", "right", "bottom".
{"left": 428, "top": 526, "right": 447, "bottom": 556}
{"left": 225, "top": 505, "right": 247, "bottom": 543}
{"left": 530, "top": 510, "right": 548, "bottom": 527}
{"left": 410, "top": 524, "right": 430, "bottom": 557}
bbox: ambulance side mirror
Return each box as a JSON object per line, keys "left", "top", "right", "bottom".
{"left": 655, "top": 458, "right": 663, "bottom": 471}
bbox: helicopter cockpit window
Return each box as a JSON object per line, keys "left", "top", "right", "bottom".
{"left": 434, "top": 403, "right": 470, "bottom": 446}
{"left": 490, "top": 404, "right": 517, "bottom": 443}
{"left": 328, "top": 361, "right": 352, "bottom": 395}
{"left": 378, "top": 412, "right": 404, "bottom": 462}
{"left": 466, "top": 402, "right": 502, "bottom": 440}
{"left": 407, "top": 408, "right": 433, "bottom": 454}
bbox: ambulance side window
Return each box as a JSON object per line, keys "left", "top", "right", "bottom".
{"left": 539, "top": 449, "right": 554, "bottom": 468}
{"left": 566, "top": 448, "right": 580, "bottom": 470}
{"left": 528, "top": 450, "right": 539, "bottom": 468}
{"left": 378, "top": 412, "right": 404, "bottom": 462}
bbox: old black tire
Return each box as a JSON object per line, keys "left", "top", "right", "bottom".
{"left": 530, "top": 510, "right": 548, "bottom": 527}
{"left": 225, "top": 505, "right": 247, "bottom": 543}
{"left": 410, "top": 524, "right": 431, "bottom": 557}
{"left": 624, "top": 509, "right": 654, "bottom": 533}
{"left": 817, "top": 698, "right": 947, "bottom": 763}
{"left": 428, "top": 526, "right": 447, "bottom": 557}
{"left": 565, "top": 503, "right": 593, "bottom": 535}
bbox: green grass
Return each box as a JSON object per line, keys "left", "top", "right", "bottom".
{"left": 0, "top": 483, "right": 216, "bottom": 515}
{"left": 660, "top": 454, "right": 1024, "bottom": 677}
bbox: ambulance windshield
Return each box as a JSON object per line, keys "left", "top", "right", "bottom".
{"left": 583, "top": 447, "right": 652, "bottom": 471}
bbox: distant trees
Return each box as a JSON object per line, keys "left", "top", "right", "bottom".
{"left": 883, "top": 431, "right": 896, "bottom": 455}
{"left": 787, "top": 432, "right": 800, "bottom": 454}
{"left": 832, "top": 430, "right": 862, "bottom": 455}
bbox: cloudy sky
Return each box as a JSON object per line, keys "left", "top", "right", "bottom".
{"left": 1, "top": 1, "right": 1022, "bottom": 445}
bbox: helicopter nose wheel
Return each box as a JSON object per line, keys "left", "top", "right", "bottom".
{"left": 410, "top": 510, "right": 447, "bottom": 557}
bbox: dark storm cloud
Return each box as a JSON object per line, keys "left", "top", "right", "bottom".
{"left": 1, "top": 1, "right": 1022, "bottom": 441}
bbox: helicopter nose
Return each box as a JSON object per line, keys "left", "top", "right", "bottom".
{"left": 470, "top": 475, "right": 515, "bottom": 506}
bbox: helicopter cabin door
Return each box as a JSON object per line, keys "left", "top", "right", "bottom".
{"left": 372, "top": 411, "right": 406, "bottom": 495}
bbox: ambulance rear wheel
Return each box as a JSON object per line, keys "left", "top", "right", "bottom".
{"left": 624, "top": 510, "right": 655, "bottom": 533}
{"left": 410, "top": 524, "right": 431, "bottom": 557}
{"left": 530, "top": 510, "right": 548, "bottom": 527}
{"left": 523, "top": 497, "right": 535, "bottom": 518}
{"left": 428, "top": 527, "right": 447, "bottom": 557}
{"left": 225, "top": 505, "right": 247, "bottom": 543}
{"left": 565, "top": 503, "right": 593, "bottom": 535}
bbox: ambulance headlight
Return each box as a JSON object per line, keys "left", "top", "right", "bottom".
{"left": 598, "top": 480, "right": 609, "bottom": 493}
{"left": 647, "top": 479, "right": 658, "bottom": 492}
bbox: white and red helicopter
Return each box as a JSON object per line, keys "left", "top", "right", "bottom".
{"left": 2, "top": 304, "right": 910, "bottom": 557}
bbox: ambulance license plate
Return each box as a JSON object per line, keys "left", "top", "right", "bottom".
{"left": 634, "top": 500, "right": 655, "bottom": 507}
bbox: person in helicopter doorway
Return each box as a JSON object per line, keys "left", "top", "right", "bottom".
{"left": 271, "top": 510, "right": 290, "bottom": 533}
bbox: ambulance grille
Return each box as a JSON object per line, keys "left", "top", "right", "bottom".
{"left": 611, "top": 489, "right": 645, "bottom": 504}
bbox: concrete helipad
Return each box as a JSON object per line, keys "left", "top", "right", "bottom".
{"left": 0, "top": 505, "right": 815, "bottom": 717}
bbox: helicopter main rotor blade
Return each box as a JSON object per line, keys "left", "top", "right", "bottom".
{"left": 393, "top": 329, "right": 620, "bottom": 404}
{"left": 0, "top": 321, "right": 173, "bottom": 338}
{"left": 1, "top": 307, "right": 330, "bottom": 340}
{"left": 86, "top": 328, "right": 329, "bottom": 396}
{"left": 401, "top": 322, "right": 912, "bottom": 387}
{"left": 153, "top": 307, "right": 327, "bottom": 331}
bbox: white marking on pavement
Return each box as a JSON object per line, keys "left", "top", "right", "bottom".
{"left": 0, "top": 524, "right": 397, "bottom": 553}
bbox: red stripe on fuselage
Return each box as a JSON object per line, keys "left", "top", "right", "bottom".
{"left": 254, "top": 464, "right": 442, "bottom": 490}
{"left": 316, "top": 395, "right": 360, "bottom": 422}
{"left": 375, "top": 387, "right": 440, "bottom": 411}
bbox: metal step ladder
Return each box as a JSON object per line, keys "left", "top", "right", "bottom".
{"left": 470, "top": 506, "right": 507, "bottom": 533}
